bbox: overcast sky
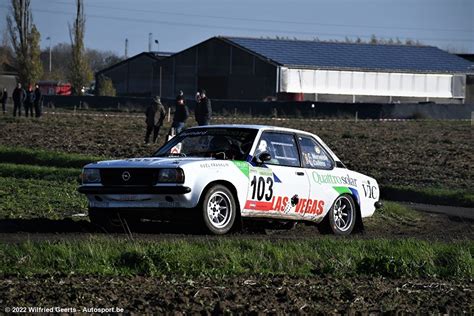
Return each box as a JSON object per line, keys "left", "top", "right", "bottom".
{"left": 1, "top": 0, "right": 473, "bottom": 56}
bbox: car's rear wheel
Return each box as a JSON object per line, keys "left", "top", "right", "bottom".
{"left": 318, "top": 194, "right": 356, "bottom": 235}
{"left": 201, "top": 185, "right": 236, "bottom": 235}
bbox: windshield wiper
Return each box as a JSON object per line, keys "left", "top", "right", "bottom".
{"left": 154, "top": 153, "right": 186, "bottom": 157}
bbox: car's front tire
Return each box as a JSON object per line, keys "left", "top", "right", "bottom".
{"left": 318, "top": 194, "right": 356, "bottom": 235}
{"left": 201, "top": 185, "right": 236, "bottom": 235}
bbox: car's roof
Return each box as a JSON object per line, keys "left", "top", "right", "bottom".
{"left": 186, "top": 124, "right": 314, "bottom": 135}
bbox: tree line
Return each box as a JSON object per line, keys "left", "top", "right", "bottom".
{"left": 1, "top": 0, "right": 121, "bottom": 95}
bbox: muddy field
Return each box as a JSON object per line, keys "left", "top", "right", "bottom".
{"left": 1, "top": 275, "right": 472, "bottom": 314}
{"left": 0, "top": 111, "right": 472, "bottom": 189}
{"left": 1, "top": 111, "right": 473, "bottom": 313}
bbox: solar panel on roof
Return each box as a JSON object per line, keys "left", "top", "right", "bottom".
{"left": 223, "top": 37, "right": 473, "bottom": 74}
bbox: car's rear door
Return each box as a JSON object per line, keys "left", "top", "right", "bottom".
{"left": 242, "top": 131, "right": 311, "bottom": 220}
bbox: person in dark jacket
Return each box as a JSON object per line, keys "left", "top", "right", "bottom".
{"left": 145, "top": 96, "right": 166, "bottom": 143}
{"left": 171, "top": 90, "right": 189, "bottom": 134}
{"left": 12, "top": 83, "right": 26, "bottom": 117}
{"left": 1, "top": 88, "right": 7, "bottom": 114}
{"left": 24, "top": 85, "right": 35, "bottom": 117}
{"left": 33, "top": 84, "right": 43, "bottom": 118}
{"left": 194, "top": 89, "right": 211, "bottom": 126}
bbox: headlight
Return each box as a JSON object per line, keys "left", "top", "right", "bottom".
{"left": 82, "top": 168, "right": 101, "bottom": 184}
{"left": 156, "top": 168, "right": 184, "bottom": 183}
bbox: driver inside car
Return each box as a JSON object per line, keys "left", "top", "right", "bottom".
{"left": 209, "top": 135, "right": 232, "bottom": 159}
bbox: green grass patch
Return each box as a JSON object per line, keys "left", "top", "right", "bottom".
{"left": 381, "top": 185, "right": 474, "bottom": 208}
{"left": 0, "top": 145, "right": 103, "bottom": 169}
{"left": 0, "top": 238, "right": 471, "bottom": 279}
{"left": 0, "top": 163, "right": 80, "bottom": 182}
{"left": 378, "top": 201, "right": 422, "bottom": 221}
{"left": 0, "top": 176, "right": 87, "bottom": 219}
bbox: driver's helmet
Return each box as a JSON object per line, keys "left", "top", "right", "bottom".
{"left": 255, "top": 139, "right": 268, "bottom": 156}
{"left": 209, "top": 135, "right": 231, "bottom": 151}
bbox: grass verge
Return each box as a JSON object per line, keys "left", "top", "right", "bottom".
{"left": 0, "top": 145, "right": 102, "bottom": 169}
{"left": 0, "top": 176, "right": 87, "bottom": 219}
{"left": 0, "top": 238, "right": 471, "bottom": 279}
{"left": 381, "top": 185, "right": 474, "bottom": 208}
{"left": 0, "top": 163, "right": 80, "bottom": 182}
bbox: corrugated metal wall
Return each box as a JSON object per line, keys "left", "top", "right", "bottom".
{"left": 280, "top": 68, "right": 466, "bottom": 99}
{"left": 161, "top": 38, "right": 276, "bottom": 100}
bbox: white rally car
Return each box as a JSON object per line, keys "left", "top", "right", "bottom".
{"left": 78, "top": 125, "right": 381, "bottom": 235}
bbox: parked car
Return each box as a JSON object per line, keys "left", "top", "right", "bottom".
{"left": 78, "top": 125, "right": 381, "bottom": 235}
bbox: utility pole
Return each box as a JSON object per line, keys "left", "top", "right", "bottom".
{"left": 154, "top": 39, "right": 159, "bottom": 52}
{"left": 125, "top": 38, "right": 128, "bottom": 58}
{"left": 46, "top": 36, "right": 52, "bottom": 73}
{"left": 148, "top": 32, "right": 152, "bottom": 52}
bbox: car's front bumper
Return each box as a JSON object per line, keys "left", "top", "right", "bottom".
{"left": 78, "top": 185, "right": 191, "bottom": 195}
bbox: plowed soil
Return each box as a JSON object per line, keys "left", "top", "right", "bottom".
{"left": 0, "top": 111, "right": 472, "bottom": 189}
{"left": 1, "top": 275, "right": 472, "bottom": 314}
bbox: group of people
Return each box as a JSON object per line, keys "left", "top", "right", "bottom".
{"left": 144, "top": 89, "right": 212, "bottom": 144}
{"left": 1, "top": 83, "right": 43, "bottom": 117}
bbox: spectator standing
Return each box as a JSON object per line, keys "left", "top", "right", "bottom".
{"left": 195, "top": 89, "right": 212, "bottom": 126}
{"left": 1, "top": 88, "right": 7, "bottom": 114}
{"left": 12, "top": 83, "right": 26, "bottom": 117}
{"left": 33, "top": 84, "right": 43, "bottom": 117}
{"left": 171, "top": 90, "right": 189, "bottom": 134}
{"left": 24, "top": 85, "right": 35, "bottom": 117}
{"left": 145, "top": 95, "right": 166, "bottom": 144}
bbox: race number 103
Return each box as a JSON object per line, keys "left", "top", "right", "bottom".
{"left": 250, "top": 176, "right": 274, "bottom": 201}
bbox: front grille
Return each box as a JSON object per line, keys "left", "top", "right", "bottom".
{"left": 100, "top": 168, "right": 157, "bottom": 186}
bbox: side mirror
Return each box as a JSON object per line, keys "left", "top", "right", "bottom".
{"left": 254, "top": 152, "right": 272, "bottom": 164}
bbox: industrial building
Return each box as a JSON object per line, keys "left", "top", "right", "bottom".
{"left": 95, "top": 51, "right": 172, "bottom": 96}
{"left": 97, "top": 37, "right": 474, "bottom": 103}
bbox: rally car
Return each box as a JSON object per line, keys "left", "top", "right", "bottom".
{"left": 78, "top": 125, "right": 381, "bottom": 235}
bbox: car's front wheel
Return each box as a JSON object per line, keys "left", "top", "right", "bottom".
{"left": 201, "top": 185, "right": 236, "bottom": 234}
{"left": 318, "top": 194, "right": 356, "bottom": 235}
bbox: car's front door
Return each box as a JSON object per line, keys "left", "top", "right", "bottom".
{"left": 297, "top": 134, "right": 356, "bottom": 221}
{"left": 242, "top": 131, "right": 311, "bottom": 220}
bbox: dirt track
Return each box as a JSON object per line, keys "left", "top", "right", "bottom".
{"left": 0, "top": 206, "right": 472, "bottom": 243}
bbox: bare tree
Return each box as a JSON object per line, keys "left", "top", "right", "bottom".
{"left": 6, "top": 0, "right": 43, "bottom": 86}
{"left": 68, "top": 0, "right": 92, "bottom": 95}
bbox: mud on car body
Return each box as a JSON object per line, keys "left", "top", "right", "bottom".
{"left": 78, "top": 125, "right": 381, "bottom": 235}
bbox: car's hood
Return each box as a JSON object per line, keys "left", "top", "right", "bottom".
{"left": 84, "top": 157, "right": 213, "bottom": 169}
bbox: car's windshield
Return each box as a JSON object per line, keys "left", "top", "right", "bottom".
{"left": 154, "top": 128, "right": 257, "bottom": 161}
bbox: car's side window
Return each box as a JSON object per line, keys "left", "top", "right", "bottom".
{"left": 255, "top": 132, "right": 300, "bottom": 167}
{"left": 298, "top": 135, "right": 334, "bottom": 170}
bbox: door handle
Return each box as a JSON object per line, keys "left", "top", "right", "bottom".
{"left": 296, "top": 171, "right": 304, "bottom": 176}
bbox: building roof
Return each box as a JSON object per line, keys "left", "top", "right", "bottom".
{"left": 96, "top": 51, "right": 174, "bottom": 76}
{"left": 222, "top": 36, "right": 474, "bottom": 74}
{"left": 0, "top": 62, "right": 18, "bottom": 75}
